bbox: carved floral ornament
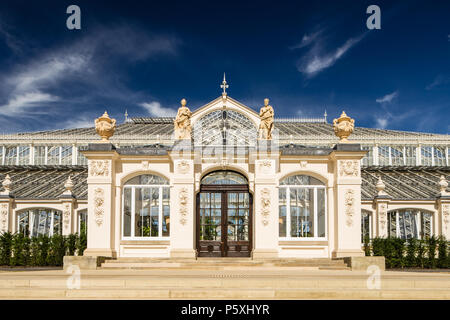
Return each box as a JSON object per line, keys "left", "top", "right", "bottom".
{"left": 63, "top": 203, "right": 71, "bottom": 231}
{"left": 94, "top": 188, "right": 105, "bottom": 226}
{"left": 344, "top": 189, "right": 355, "bottom": 227}
{"left": 443, "top": 204, "right": 450, "bottom": 231}
{"left": 378, "top": 203, "right": 388, "bottom": 230}
{"left": 0, "top": 203, "right": 8, "bottom": 231}
{"left": 339, "top": 160, "right": 359, "bottom": 177}
{"left": 142, "top": 161, "right": 149, "bottom": 170}
{"left": 260, "top": 188, "right": 271, "bottom": 226}
{"left": 179, "top": 188, "right": 189, "bottom": 225}
{"left": 300, "top": 161, "right": 307, "bottom": 169}
{"left": 258, "top": 159, "right": 272, "bottom": 174}
{"left": 177, "top": 160, "right": 191, "bottom": 174}
{"left": 89, "top": 160, "right": 109, "bottom": 177}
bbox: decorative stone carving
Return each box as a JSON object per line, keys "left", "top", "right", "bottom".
{"left": 344, "top": 189, "right": 355, "bottom": 227}
{"left": 258, "top": 159, "right": 272, "bottom": 174}
{"left": 379, "top": 203, "right": 387, "bottom": 230}
{"left": 142, "top": 161, "right": 149, "bottom": 170}
{"left": 95, "top": 111, "right": 116, "bottom": 142}
{"left": 89, "top": 160, "right": 109, "bottom": 177}
{"left": 260, "top": 188, "right": 271, "bottom": 226}
{"left": 63, "top": 203, "right": 71, "bottom": 231}
{"left": 179, "top": 188, "right": 189, "bottom": 225}
{"left": 439, "top": 175, "right": 449, "bottom": 196}
{"left": 339, "top": 160, "right": 359, "bottom": 177}
{"left": 333, "top": 111, "right": 354, "bottom": 143}
{"left": 376, "top": 176, "right": 387, "bottom": 196}
{"left": 443, "top": 204, "right": 450, "bottom": 231}
{"left": 93, "top": 188, "right": 105, "bottom": 226}
{"left": 174, "top": 99, "right": 192, "bottom": 140}
{"left": 0, "top": 203, "right": 8, "bottom": 232}
{"left": 1, "top": 174, "right": 11, "bottom": 195}
{"left": 300, "top": 160, "right": 307, "bottom": 169}
{"left": 177, "top": 160, "right": 191, "bottom": 174}
{"left": 63, "top": 176, "right": 74, "bottom": 196}
{"left": 258, "top": 98, "right": 274, "bottom": 140}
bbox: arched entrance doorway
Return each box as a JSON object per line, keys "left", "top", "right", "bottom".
{"left": 196, "top": 170, "right": 252, "bottom": 257}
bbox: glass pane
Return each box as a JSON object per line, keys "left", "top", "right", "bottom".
{"left": 421, "top": 212, "right": 432, "bottom": 239}
{"left": 123, "top": 188, "right": 131, "bottom": 237}
{"left": 162, "top": 187, "right": 170, "bottom": 236}
{"left": 18, "top": 146, "right": 30, "bottom": 165}
{"left": 361, "top": 211, "right": 371, "bottom": 242}
{"left": 125, "top": 174, "right": 169, "bottom": 185}
{"left": 201, "top": 171, "right": 247, "bottom": 185}
{"left": 379, "top": 146, "right": 390, "bottom": 165}
{"left": 290, "top": 188, "right": 314, "bottom": 237}
{"left": 134, "top": 187, "right": 150, "bottom": 237}
{"left": 150, "top": 188, "right": 159, "bottom": 237}
{"left": 199, "top": 192, "right": 221, "bottom": 241}
{"left": 317, "top": 188, "right": 326, "bottom": 237}
{"left": 34, "top": 146, "right": 46, "bottom": 165}
{"left": 53, "top": 211, "right": 62, "bottom": 235}
{"left": 388, "top": 211, "right": 397, "bottom": 237}
{"left": 18, "top": 211, "right": 29, "bottom": 236}
{"left": 47, "top": 146, "right": 60, "bottom": 165}
{"left": 280, "top": 175, "right": 324, "bottom": 186}
{"left": 4, "top": 147, "right": 17, "bottom": 165}
{"left": 279, "top": 188, "right": 287, "bottom": 237}
{"left": 61, "top": 146, "right": 72, "bottom": 165}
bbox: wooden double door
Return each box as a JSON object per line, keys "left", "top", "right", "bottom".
{"left": 196, "top": 186, "right": 252, "bottom": 257}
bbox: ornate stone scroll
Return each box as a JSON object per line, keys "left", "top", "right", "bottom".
{"left": 339, "top": 160, "right": 359, "bottom": 177}
{"left": 63, "top": 203, "right": 71, "bottom": 232}
{"left": 258, "top": 98, "right": 274, "bottom": 140}
{"left": 179, "top": 188, "right": 189, "bottom": 225}
{"left": 260, "top": 188, "right": 271, "bottom": 226}
{"left": 333, "top": 111, "right": 354, "bottom": 143}
{"left": 174, "top": 99, "right": 192, "bottom": 140}
{"left": 89, "top": 160, "right": 109, "bottom": 177}
{"left": 95, "top": 111, "right": 116, "bottom": 142}
{"left": 94, "top": 188, "right": 105, "bottom": 226}
{"left": 379, "top": 203, "right": 387, "bottom": 230}
{"left": 344, "top": 189, "right": 355, "bottom": 227}
{"left": 0, "top": 203, "right": 8, "bottom": 232}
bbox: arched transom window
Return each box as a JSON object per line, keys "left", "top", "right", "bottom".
{"left": 201, "top": 170, "right": 248, "bottom": 185}
{"left": 193, "top": 110, "right": 257, "bottom": 147}
{"left": 123, "top": 174, "right": 170, "bottom": 239}
{"left": 279, "top": 175, "right": 326, "bottom": 239}
{"left": 387, "top": 209, "right": 432, "bottom": 239}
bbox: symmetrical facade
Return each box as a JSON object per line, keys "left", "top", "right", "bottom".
{"left": 0, "top": 85, "right": 449, "bottom": 259}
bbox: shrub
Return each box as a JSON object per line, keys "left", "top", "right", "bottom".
{"left": 10, "top": 233, "right": 30, "bottom": 266}
{"left": 36, "top": 235, "right": 50, "bottom": 266}
{"left": 30, "top": 237, "right": 40, "bottom": 266}
{"left": 372, "top": 237, "right": 384, "bottom": 256}
{"left": 405, "top": 238, "right": 417, "bottom": 268}
{"left": 0, "top": 232, "right": 13, "bottom": 266}
{"left": 437, "top": 236, "right": 448, "bottom": 269}
{"left": 391, "top": 238, "right": 406, "bottom": 268}
{"left": 47, "top": 234, "right": 66, "bottom": 266}
{"left": 66, "top": 234, "right": 77, "bottom": 256}
{"left": 363, "top": 235, "right": 371, "bottom": 256}
{"left": 76, "top": 230, "right": 87, "bottom": 257}
{"left": 426, "top": 236, "right": 438, "bottom": 269}
{"left": 416, "top": 240, "right": 426, "bottom": 268}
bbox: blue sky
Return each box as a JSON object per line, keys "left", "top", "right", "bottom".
{"left": 0, "top": 0, "right": 449, "bottom": 134}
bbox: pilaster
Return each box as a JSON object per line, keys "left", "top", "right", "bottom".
{"left": 0, "top": 195, "right": 14, "bottom": 234}
{"left": 436, "top": 195, "right": 450, "bottom": 239}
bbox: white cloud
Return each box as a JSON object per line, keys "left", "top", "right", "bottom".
{"left": 375, "top": 118, "right": 389, "bottom": 129}
{"left": 296, "top": 34, "right": 365, "bottom": 77}
{"left": 139, "top": 101, "right": 177, "bottom": 117}
{"left": 0, "top": 91, "right": 59, "bottom": 116}
{"left": 376, "top": 91, "right": 398, "bottom": 104}
{"left": 290, "top": 30, "right": 323, "bottom": 50}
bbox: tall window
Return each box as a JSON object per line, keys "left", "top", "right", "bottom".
{"left": 18, "top": 146, "right": 30, "bottom": 165}
{"left": 361, "top": 146, "right": 373, "bottom": 166}
{"left": 361, "top": 210, "right": 372, "bottom": 242}
{"left": 61, "top": 146, "right": 72, "bottom": 165}
{"left": 378, "top": 146, "right": 390, "bottom": 165}
{"left": 279, "top": 175, "right": 326, "bottom": 239}
{"left": 388, "top": 209, "right": 432, "bottom": 239}
{"left": 34, "top": 146, "right": 46, "bottom": 165}
{"left": 4, "top": 146, "right": 17, "bottom": 165}
{"left": 421, "top": 146, "right": 433, "bottom": 166}
{"left": 47, "top": 146, "right": 60, "bottom": 165}
{"left": 434, "top": 146, "right": 446, "bottom": 166}
{"left": 123, "top": 174, "right": 170, "bottom": 239}
{"left": 77, "top": 146, "right": 88, "bottom": 165}
{"left": 17, "top": 208, "right": 62, "bottom": 237}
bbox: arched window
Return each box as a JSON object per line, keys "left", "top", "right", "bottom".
{"left": 361, "top": 210, "right": 372, "bottom": 242}
{"left": 123, "top": 174, "right": 170, "bottom": 239}
{"left": 279, "top": 175, "right": 326, "bottom": 239}
{"left": 201, "top": 171, "right": 248, "bottom": 185}
{"left": 388, "top": 209, "right": 433, "bottom": 239}
{"left": 17, "top": 208, "right": 62, "bottom": 237}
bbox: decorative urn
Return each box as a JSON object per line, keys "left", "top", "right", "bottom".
{"left": 95, "top": 111, "right": 116, "bottom": 142}
{"left": 333, "top": 111, "right": 355, "bottom": 143}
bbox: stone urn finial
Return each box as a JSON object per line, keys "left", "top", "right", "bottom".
{"left": 64, "top": 176, "right": 74, "bottom": 195}
{"left": 376, "top": 176, "right": 387, "bottom": 196}
{"left": 1, "top": 174, "right": 11, "bottom": 195}
{"left": 333, "top": 111, "right": 355, "bottom": 143}
{"left": 95, "top": 111, "right": 116, "bottom": 142}
{"left": 439, "top": 175, "right": 449, "bottom": 196}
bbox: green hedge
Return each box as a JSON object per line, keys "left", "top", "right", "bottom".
{"left": 366, "top": 236, "right": 450, "bottom": 269}
{"left": 0, "top": 232, "right": 87, "bottom": 267}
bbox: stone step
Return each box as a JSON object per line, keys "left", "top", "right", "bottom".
{"left": 0, "top": 287, "right": 448, "bottom": 299}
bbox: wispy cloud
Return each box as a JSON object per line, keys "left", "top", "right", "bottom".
{"left": 139, "top": 101, "right": 177, "bottom": 117}
{"left": 376, "top": 91, "right": 398, "bottom": 104}
{"left": 426, "top": 75, "right": 450, "bottom": 90}
{"left": 294, "top": 30, "right": 365, "bottom": 77}
{"left": 0, "top": 91, "right": 59, "bottom": 116}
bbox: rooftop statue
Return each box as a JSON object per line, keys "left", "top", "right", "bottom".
{"left": 174, "top": 98, "right": 192, "bottom": 140}
{"left": 95, "top": 111, "right": 116, "bottom": 142}
{"left": 258, "top": 98, "right": 274, "bottom": 140}
{"left": 333, "top": 111, "right": 355, "bottom": 143}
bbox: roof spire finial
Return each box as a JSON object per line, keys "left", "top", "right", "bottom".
{"left": 221, "top": 73, "right": 229, "bottom": 96}
{"left": 124, "top": 109, "right": 129, "bottom": 123}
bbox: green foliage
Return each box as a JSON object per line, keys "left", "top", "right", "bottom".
{"left": 76, "top": 231, "right": 87, "bottom": 257}
{"left": 437, "top": 236, "right": 448, "bottom": 269}
{"left": 363, "top": 235, "right": 371, "bottom": 256}
{"left": 66, "top": 234, "right": 77, "bottom": 256}
{"left": 426, "top": 236, "right": 438, "bottom": 269}
{"left": 391, "top": 238, "right": 406, "bottom": 268}
{"left": 0, "top": 232, "right": 13, "bottom": 265}
{"left": 416, "top": 240, "right": 426, "bottom": 268}
{"left": 47, "top": 234, "right": 66, "bottom": 266}
{"left": 371, "top": 237, "right": 384, "bottom": 256}
{"left": 10, "top": 233, "right": 31, "bottom": 266}
{"left": 405, "top": 238, "right": 417, "bottom": 268}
